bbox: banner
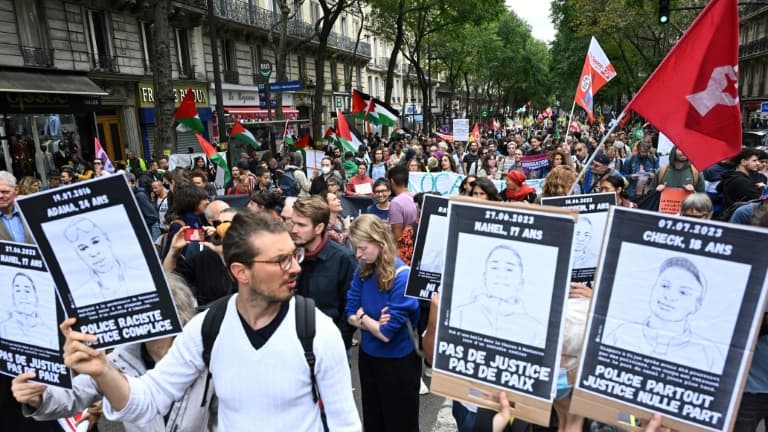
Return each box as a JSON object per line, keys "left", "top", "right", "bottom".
{"left": 572, "top": 207, "right": 768, "bottom": 432}
{"left": 17, "top": 176, "right": 183, "bottom": 350}
{"left": 0, "top": 242, "right": 71, "bottom": 388}
{"left": 405, "top": 195, "right": 449, "bottom": 300}
{"left": 408, "top": 172, "right": 543, "bottom": 196}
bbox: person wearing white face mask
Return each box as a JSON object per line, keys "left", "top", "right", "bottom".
{"left": 311, "top": 156, "right": 343, "bottom": 196}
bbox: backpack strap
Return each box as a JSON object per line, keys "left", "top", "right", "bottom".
{"left": 199, "top": 294, "right": 233, "bottom": 407}
{"left": 691, "top": 165, "right": 699, "bottom": 186}
{"left": 295, "top": 295, "right": 319, "bottom": 403}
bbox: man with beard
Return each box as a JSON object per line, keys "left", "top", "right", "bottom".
{"left": 651, "top": 146, "right": 704, "bottom": 193}
{"left": 290, "top": 196, "right": 357, "bottom": 350}
{"left": 621, "top": 141, "right": 658, "bottom": 198}
{"left": 59, "top": 212, "right": 360, "bottom": 430}
{"left": 719, "top": 147, "right": 764, "bottom": 209}
{"left": 581, "top": 151, "right": 623, "bottom": 194}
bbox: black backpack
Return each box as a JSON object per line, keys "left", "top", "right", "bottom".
{"left": 199, "top": 294, "right": 319, "bottom": 406}
{"left": 277, "top": 168, "right": 300, "bottom": 197}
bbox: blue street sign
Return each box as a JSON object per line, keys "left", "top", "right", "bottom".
{"left": 761, "top": 102, "right": 768, "bottom": 113}
{"left": 269, "top": 80, "right": 303, "bottom": 92}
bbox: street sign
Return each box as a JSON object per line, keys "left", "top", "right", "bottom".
{"left": 259, "top": 61, "right": 272, "bottom": 79}
{"left": 761, "top": 102, "right": 768, "bottom": 113}
{"left": 335, "top": 97, "right": 343, "bottom": 108}
{"left": 269, "top": 80, "right": 303, "bottom": 92}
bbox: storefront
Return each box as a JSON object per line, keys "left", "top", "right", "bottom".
{"left": 137, "top": 82, "right": 212, "bottom": 157}
{"left": 0, "top": 70, "right": 106, "bottom": 185}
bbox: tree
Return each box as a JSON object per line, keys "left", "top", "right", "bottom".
{"left": 152, "top": 0, "right": 174, "bottom": 155}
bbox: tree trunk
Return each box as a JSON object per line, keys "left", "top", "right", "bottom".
{"left": 152, "top": 0, "right": 175, "bottom": 156}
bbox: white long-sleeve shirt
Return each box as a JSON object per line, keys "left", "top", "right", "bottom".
{"left": 104, "top": 296, "right": 361, "bottom": 431}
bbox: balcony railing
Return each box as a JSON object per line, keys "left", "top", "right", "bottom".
{"left": 740, "top": 36, "right": 768, "bottom": 57}
{"left": 224, "top": 69, "right": 240, "bottom": 84}
{"left": 92, "top": 53, "right": 119, "bottom": 72}
{"left": 21, "top": 46, "right": 54, "bottom": 67}
{"left": 213, "top": 0, "right": 370, "bottom": 57}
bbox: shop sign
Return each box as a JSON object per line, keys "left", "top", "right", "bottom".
{"left": 0, "top": 92, "right": 101, "bottom": 113}
{"left": 137, "top": 83, "right": 208, "bottom": 108}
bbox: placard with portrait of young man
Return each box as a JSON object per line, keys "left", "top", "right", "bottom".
{"left": 571, "top": 207, "right": 768, "bottom": 432}
{"left": 17, "top": 175, "right": 182, "bottom": 350}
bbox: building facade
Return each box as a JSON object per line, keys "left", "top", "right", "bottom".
{"left": 739, "top": 4, "right": 768, "bottom": 129}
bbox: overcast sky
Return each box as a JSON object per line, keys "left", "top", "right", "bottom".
{"left": 506, "top": 0, "right": 556, "bottom": 43}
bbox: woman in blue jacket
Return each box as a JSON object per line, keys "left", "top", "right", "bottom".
{"left": 346, "top": 214, "right": 420, "bottom": 432}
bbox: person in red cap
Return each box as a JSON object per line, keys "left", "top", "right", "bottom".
{"left": 502, "top": 170, "right": 536, "bottom": 203}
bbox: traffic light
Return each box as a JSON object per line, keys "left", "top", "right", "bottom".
{"left": 659, "top": 0, "right": 670, "bottom": 24}
{"left": 481, "top": 110, "right": 488, "bottom": 118}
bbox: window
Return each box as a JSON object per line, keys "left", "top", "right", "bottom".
{"left": 367, "top": 76, "right": 372, "bottom": 94}
{"left": 223, "top": 39, "right": 239, "bottom": 84}
{"left": 298, "top": 53, "right": 306, "bottom": 81}
{"left": 140, "top": 22, "right": 153, "bottom": 72}
{"left": 87, "top": 10, "right": 115, "bottom": 72}
{"left": 14, "top": 0, "right": 51, "bottom": 66}
{"left": 176, "top": 28, "right": 193, "bottom": 78}
{"left": 330, "top": 61, "right": 338, "bottom": 90}
{"left": 311, "top": 2, "right": 321, "bottom": 24}
{"left": 341, "top": 17, "right": 347, "bottom": 36}
{"left": 251, "top": 45, "right": 263, "bottom": 80}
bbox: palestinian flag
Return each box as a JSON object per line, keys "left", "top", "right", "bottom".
{"left": 372, "top": 99, "right": 399, "bottom": 127}
{"left": 324, "top": 127, "right": 337, "bottom": 147}
{"left": 231, "top": 121, "right": 260, "bottom": 150}
{"left": 195, "top": 133, "right": 231, "bottom": 185}
{"left": 351, "top": 89, "right": 399, "bottom": 127}
{"left": 174, "top": 90, "right": 205, "bottom": 134}
{"left": 336, "top": 111, "right": 364, "bottom": 154}
{"left": 351, "top": 89, "right": 375, "bottom": 121}
{"left": 282, "top": 119, "right": 295, "bottom": 146}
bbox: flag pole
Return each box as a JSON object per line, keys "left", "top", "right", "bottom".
{"left": 568, "top": 110, "right": 625, "bottom": 195}
{"left": 562, "top": 100, "right": 577, "bottom": 147}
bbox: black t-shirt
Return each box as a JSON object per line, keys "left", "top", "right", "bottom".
{"left": 463, "top": 153, "right": 479, "bottom": 171}
{"left": 175, "top": 248, "right": 236, "bottom": 306}
{"left": 237, "top": 301, "right": 290, "bottom": 350}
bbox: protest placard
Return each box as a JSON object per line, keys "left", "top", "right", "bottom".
{"left": 541, "top": 192, "right": 616, "bottom": 284}
{"left": 17, "top": 175, "right": 183, "bottom": 350}
{"left": 430, "top": 197, "right": 577, "bottom": 425}
{"left": 405, "top": 195, "right": 449, "bottom": 300}
{"left": 659, "top": 187, "right": 690, "bottom": 215}
{"left": 453, "top": 119, "right": 469, "bottom": 141}
{"left": 571, "top": 207, "right": 768, "bottom": 432}
{"left": 0, "top": 242, "right": 71, "bottom": 388}
{"left": 305, "top": 149, "right": 326, "bottom": 178}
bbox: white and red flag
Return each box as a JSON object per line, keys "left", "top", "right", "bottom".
{"left": 94, "top": 137, "right": 115, "bottom": 173}
{"left": 574, "top": 37, "right": 617, "bottom": 123}
{"left": 622, "top": 0, "right": 740, "bottom": 170}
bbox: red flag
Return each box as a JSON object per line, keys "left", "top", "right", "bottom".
{"left": 575, "top": 37, "right": 617, "bottom": 123}
{"left": 470, "top": 123, "right": 480, "bottom": 143}
{"left": 623, "top": 0, "right": 740, "bottom": 170}
{"left": 294, "top": 134, "right": 310, "bottom": 149}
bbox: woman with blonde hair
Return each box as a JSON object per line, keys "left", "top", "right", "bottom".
{"left": 346, "top": 214, "right": 420, "bottom": 432}
{"left": 17, "top": 176, "right": 40, "bottom": 196}
{"left": 539, "top": 165, "right": 580, "bottom": 201}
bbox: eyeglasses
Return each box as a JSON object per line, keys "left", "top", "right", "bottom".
{"left": 250, "top": 248, "right": 304, "bottom": 271}
{"left": 374, "top": 189, "right": 389, "bottom": 194}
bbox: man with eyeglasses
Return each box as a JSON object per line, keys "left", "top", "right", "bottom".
{"left": 291, "top": 197, "right": 357, "bottom": 351}
{"left": 366, "top": 179, "right": 391, "bottom": 221}
{"left": 61, "top": 211, "right": 361, "bottom": 430}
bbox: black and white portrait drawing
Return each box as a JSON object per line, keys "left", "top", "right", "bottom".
{"left": 0, "top": 271, "right": 58, "bottom": 350}
{"left": 572, "top": 214, "right": 605, "bottom": 270}
{"left": 419, "top": 215, "right": 448, "bottom": 274}
{"left": 602, "top": 243, "right": 747, "bottom": 375}
{"left": 449, "top": 234, "right": 557, "bottom": 348}
{"left": 41, "top": 208, "right": 153, "bottom": 307}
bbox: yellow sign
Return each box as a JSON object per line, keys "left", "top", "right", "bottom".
{"left": 137, "top": 83, "right": 208, "bottom": 108}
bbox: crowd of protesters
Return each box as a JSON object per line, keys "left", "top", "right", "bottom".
{"left": 1, "top": 117, "right": 767, "bottom": 432}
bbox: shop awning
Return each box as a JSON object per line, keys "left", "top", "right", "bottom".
{"left": 225, "top": 106, "right": 299, "bottom": 121}
{"left": 0, "top": 71, "right": 107, "bottom": 95}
